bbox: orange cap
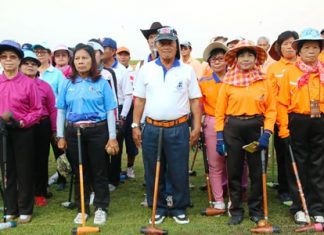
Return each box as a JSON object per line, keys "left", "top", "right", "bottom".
{"left": 116, "top": 46, "right": 130, "bottom": 54}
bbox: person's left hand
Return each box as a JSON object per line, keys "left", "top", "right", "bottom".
{"left": 257, "top": 129, "right": 272, "bottom": 150}
{"left": 105, "top": 139, "right": 119, "bottom": 156}
{"left": 190, "top": 128, "right": 200, "bottom": 147}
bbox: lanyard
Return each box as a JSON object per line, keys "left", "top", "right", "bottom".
{"left": 212, "top": 72, "right": 221, "bottom": 83}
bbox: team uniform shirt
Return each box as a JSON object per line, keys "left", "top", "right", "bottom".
{"left": 35, "top": 78, "right": 57, "bottom": 132}
{"left": 181, "top": 56, "right": 203, "bottom": 80}
{"left": 39, "top": 65, "right": 66, "bottom": 98}
{"left": 134, "top": 58, "right": 202, "bottom": 120}
{"left": 215, "top": 79, "right": 276, "bottom": 132}
{"left": 101, "top": 68, "right": 118, "bottom": 105}
{"left": 261, "top": 56, "right": 275, "bottom": 75}
{"left": 56, "top": 76, "right": 117, "bottom": 123}
{"left": 0, "top": 72, "right": 42, "bottom": 127}
{"left": 319, "top": 51, "right": 324, "bottom": 63}
{"left": 277, "top": 65, "right": 324, "bottom": 138}
{"left": 266, "top": 57, "right": 295, "bottom": 95}
{"left": 199, "top": 73, "right": 223, "bottom": 116}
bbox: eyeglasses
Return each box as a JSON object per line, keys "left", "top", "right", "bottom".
{"left": 209, "top": 56, "right": 225, "bottom": 62}
{"left": 34, "top": 50, "right": 48, "bottom": 56}
{"left": 0, "top": 54, "right": 19, "bottom": 60}
{"left": 180, "top": 46, "right": 189, "bottom": 50}
{"left": 21, "top": 61, "right": 38, "bottom": 66}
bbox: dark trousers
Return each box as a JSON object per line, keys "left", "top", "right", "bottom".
{"left": 0, "top": 126, "right": 35, "bottom": 215}
{"left": 273, "top": 124, "right": 289, "bottom": 195}
{"left": 142, "top": 122, "right": 190, "bottom": 216}
{"left": 66, "top": 124, "right": 110, "bottom": 215}
{"left": 51, "top": 137, "right": 66, "bottom": 184}
{"left": 34, "top": 118, "right": 51, "bottom": 196}
{"left": 288, "top": 113, "right": 324, "bottom": 216}
{"left": 124, "top": 105, "right": 138, "bottom": 166}
{"left": 224, "top": 116, "right": 264, "bottom": 217}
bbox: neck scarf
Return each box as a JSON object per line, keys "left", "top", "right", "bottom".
{"left": 295, "top": 60, "right": 324, "bottom": 88}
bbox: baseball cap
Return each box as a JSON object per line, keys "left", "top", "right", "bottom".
{"left": 102, "top": 38, "right": 117, "bottom": 49}
{"left": 116, "top": 47, "right": 130, "bottom": 54}
{"left": 155, "top": 27, "right": 178, "bottom": 42}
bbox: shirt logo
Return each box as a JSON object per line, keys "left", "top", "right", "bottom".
{"left": 176, "top": 81, "right": 183, "bottom": 91}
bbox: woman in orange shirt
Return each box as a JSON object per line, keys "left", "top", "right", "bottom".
{"left": 199, "top": 42, "right": 228, "bottom": 210}
{"left": 215, "top": 40, "right": 276, "bottom": 225}
{"left": 277, "top": 28, "right": 324, "bottom": 224}
{"left": 266, "top": 31, "right": 298, "bottom": 206}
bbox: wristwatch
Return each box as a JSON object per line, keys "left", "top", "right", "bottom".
{"left": 131, "top": 123, "right": 139, "bottom": 129}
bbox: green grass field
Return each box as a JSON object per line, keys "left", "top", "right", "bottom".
{"left": 1, "top": 148, "right": 320, "bottom": 235}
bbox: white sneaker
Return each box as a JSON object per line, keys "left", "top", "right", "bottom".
{"left": 73, "top": 212, "right": 89, "bottom": 224}
{"left": 48, "top": 172, "right": 59, "bottom": 185}
{"left": 313, "top": 215, "right": 324, "bottom": 223}
{"left": 94, "top": 208, "right": 107, "bottom": 225}
{"left": 89, "top": 192, "right": 95, "bottom": 205}
{"left": 126, "top": 167, "right": 135, "bottom": 178}
{"left": 294, "top": 211, "right": 307, "bottom": 224}
{"left": 213, "top": 201, "right": 226, "bottom": 210}
{"left": 172, "top": 214, "right": 190, "bottom": 224}
{"left": 140, "top": 195, "right": 148, "bottom": 207}
{"left": 108, "top": 184, "right": 116, "bottom": 192}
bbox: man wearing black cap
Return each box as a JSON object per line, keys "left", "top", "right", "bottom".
{"left": 132, "top": 27, "right": 202, "bottom": 224}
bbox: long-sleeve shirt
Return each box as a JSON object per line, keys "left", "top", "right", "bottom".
{"left": 215, "top": 79, "right": 276, "bottom": 132}
{"left": 35, "top": 78, "right": 57, "bottom": 132}
{"left": 276, "top": 64, "right": 324, "bottom": 138}
{"left": 39, "top": 65, "right": 66, "bottom": 98}
{"left": 0, "top": 72, "right": 42, "bottom": 128}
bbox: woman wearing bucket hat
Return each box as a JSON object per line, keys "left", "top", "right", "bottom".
{"left": 266, "top": 30, "right": 299, "bottom": 207}
{"left": 20, "top": 51, "right": 57, "bottom": 207}
{"left": 215, "top": 40, "right": 276, "bottom": 225}
{"left": 277, "top": 28, "right": 324, "bottom": 224}
{"left": 199, "top": 42, "right": 228, "bottom": 210}
{"left": 0, "top": 40, "right": 42, "bottom": 223}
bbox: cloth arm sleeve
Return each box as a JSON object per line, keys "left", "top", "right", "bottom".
{"left": 56, "top": 109, "right": 66, "bottom": 137}
{"left": 107, "top": 110, "right": 116, "bottom": 139}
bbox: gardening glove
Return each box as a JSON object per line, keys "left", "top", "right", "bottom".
{"left": 216, "top": 131, "right": 226, "bottom": 156}
{"left": 257, "top": 129, "right": 272, "bottom": 150}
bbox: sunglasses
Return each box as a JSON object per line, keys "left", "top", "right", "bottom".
{"left": 0, "top": 54, "right": 19, "bottom": 60}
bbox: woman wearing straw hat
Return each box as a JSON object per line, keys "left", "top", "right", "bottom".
{"left": 277, "top": 28, "right": 324, "bottom": 224}
{"left": 215, "top": 40, "right": 276, "bottom": 225}
{"left": 266, "top": 31, "right": 299, "bottom": 207}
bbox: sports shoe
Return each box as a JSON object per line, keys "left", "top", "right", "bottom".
{"left": 108, "top": 184, "right": 116, "bottom": 192}
{"left": 35, "top": 196, "right": 48, "bottom": 207}
{"left": 94, "top": 208, "right": 107, "bottom": 225}
{"left": 172, "top": 214, "right": 190, "bottom": 224}
{"left": 74, "top": 212, "right": 89, "bottom": 224}
{"left": 149, "top": 214, "right": 166, "bottom": 225}
{"left": 279, "top": 193, "right": 292, "bottom": 206}
{"left": 89, "top": 192, "right": 95, "bottom": 205}
{"left": 294, "top": 211, "right": 307, "bottom": 225}
{"left": 126, "top": 167, "right": 135, "bottom": 179}
{"left": 213, "top": 201, "right": 226, "bottom": 210}
{"left": 4, "top": 215, "right": 18, "bottom": 222}
{"left": 228, "top": 215, "right": 243, "bottom": 225}
{"left": 313, "top": 216, "right": 324, "bottom": 223}
{"left": 48, "top": 172, "right": 58, "bottom": 185}
{"left": 18, "top": 215, "right": 32, "bottom": 224}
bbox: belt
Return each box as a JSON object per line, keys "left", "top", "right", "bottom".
{"left": 229, "top": 114, "right": 262, "bottom": 120}
{"left": 146, "top": 115, "right": 189, "bottom": 128}
{"left": 67, "top": 120, "right": 107, "bottom": 128}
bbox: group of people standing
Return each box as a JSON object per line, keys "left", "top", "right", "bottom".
{"left": 0, "top": 22, "right": 324, "bottom": 230}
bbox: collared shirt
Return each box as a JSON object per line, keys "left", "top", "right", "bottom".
{"left": 134, "top": 58, "right": 202, "bottom": 120}
{"left": 181, "top": 56, "right": 203, "bottom": 79}
{"left": 39, "top": 65, "right": 66, "bottom": 98}
{"left": 35, "top": 78, "right": 57, "bottom": 132}
{"left": 56, "top": 76, "right": 117, "bottom": 123}
{"left": 266, "top": 57, "right": 295, "bottom": 95}
{"left": 0, "top": 72, "right": 42, "bottom": 128}
{"left": 215, "top": 79, "right": 276, "bottom": 132}
{"left": 277, "top": 64, "right": 324, "bottom": 138}
{"left": 199, "top": 73, "right": 223, "bottom": 116}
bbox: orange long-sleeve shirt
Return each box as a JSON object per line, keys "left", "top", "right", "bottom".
{"left": 266, "top": 58, "right": 295, "bottom": 96}
{"left": 277, "top": 65, "right": 324, "bottom": 138}
{"left": 199, "top": 75, "right": 223, "bottom": 116}
{"left": 215, "top": 79, "right": 276, "bottom": 132}
{"left": 319, "top": 51, "right": 324, "bottom": 63}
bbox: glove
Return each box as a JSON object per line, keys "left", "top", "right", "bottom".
{"left": 257, "top": 129, "right": 272, "bottom": 150}
{"left": 216, "top": 131, "right": 226, "bottom": 156}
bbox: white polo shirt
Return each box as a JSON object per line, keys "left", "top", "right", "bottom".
{"left": 134, "top": 58, "right": 201, "bottom": 121}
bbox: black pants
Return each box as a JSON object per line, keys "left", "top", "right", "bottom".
{"left": 0, "top": 126, "right": 35, "bottom": 215}
{"left": 288, "top": 113, "right": 324, "bottom": 216}
{"left": 51, "top": 137, "right": 66, "bottom": 185}
{"left": 224, "top": 116, "right": 264, "bottom": 217}
{"left": 34, "top": 118, "right": 51, "bottom": 196}
{"left": 124, "top": 105, "right": 138, "bottom": 166}
{"left": 273, "top": 124, "right": 289, "bottom": 195}
{"left": 66, "top": 124, "right": 110, "bottom": 215}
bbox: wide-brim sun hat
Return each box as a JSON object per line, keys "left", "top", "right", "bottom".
{"left": 203, "top": 42, "right": 228, "bottom": 61}
{"left": 269, "top": 40, "right": 280, "bottom": 61}
{"left": 22, "top": 50, "right": 41, "bottom": 67}
{"left": 292, "top": 28, "right": 324, "bottom": 50}
{"left": 224, "top": 40, "right": 267, "bottom": 66}
{"left": 140, "top": 22, "right": 163, "bottom": 40}
{"left": 0, "top": 40, "right": 24, "bottom": 59}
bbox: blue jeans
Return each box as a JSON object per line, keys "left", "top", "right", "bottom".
{"left": 142, "top": 122, "right": 190, "bottom": 216}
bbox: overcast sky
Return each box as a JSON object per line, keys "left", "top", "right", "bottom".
{"left": 1, "top": 0, "right": 323, "bottom": 59}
